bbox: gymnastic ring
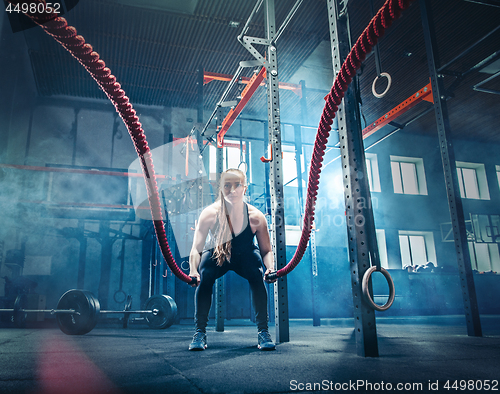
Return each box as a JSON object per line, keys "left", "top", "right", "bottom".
{"left": 238, "top": 161, "right": 248, "bottom": 173}
{"left": 113, "top": 290, "right": 127, "bottom": 304}
{"left": 361, "top": 266, "right": 395, "bottom": 312}
{"left": 371, "top": 72, "right": 392, "bottom": 99}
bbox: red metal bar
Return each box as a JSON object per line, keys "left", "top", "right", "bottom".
{"left": 217, "top": 67, "right": 267, "bottom": 147}
{"left": 172, "top": 137, "right": 242, "bottom": 149}
{"left": 362, "top": 82, "right": 433, "bottom": 138}
{"left": 260, "top": 144, "right": 273, "bottom": 163}
{"left": 204, "top": 71, "right": 301, "bottom": 97}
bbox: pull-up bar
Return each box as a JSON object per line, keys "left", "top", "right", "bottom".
{"left": 203, "top": 71, "right": 302, "bottom": 97}
{"left": 217, "top": 67, "right": 266, "bottom": 147}
{"left": 204, "top": 0, "right": 305, "bottom": 148}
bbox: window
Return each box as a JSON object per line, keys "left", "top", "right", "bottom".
{"left": 280, "top": 145, "right": 305, "bottom": 188}
{"left": 365, "top": 153, "right": 381, "bottom": 192}
{"left": 496, "top": 165, "right": 500, "bottom": 190}
{"left": 390, "top": 156, "right": 428, "bottom": 195}
{"left": 209, "top": 139, "right": 247, "bottom": 180}
{"left": 471, "top": 214, "right": 500, "bottom": 243}
{"left": 456, "top": 162, "right": 489, "bottom": 200}
{"left": 468, "top": 242, "right": 500, "bottom": 272}
{"left": 399, "top": 231, "right": 437, "bottom": 268}
{"left": 376, "top": 229, "right": 388, "bottom": 269}
{"left": 468, "top": 214, "right": 500, "bottom": 272}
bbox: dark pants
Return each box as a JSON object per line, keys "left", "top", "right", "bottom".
{"left": 194, "top": 248, "right": 269, "bottom": 332}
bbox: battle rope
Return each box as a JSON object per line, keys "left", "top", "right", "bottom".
{"left": 15, "top": 0, "right": 414, "bottom": 286}
{"left": 268, "top": 0, "right": 415, "bottom": 280}
{"left": 12, "top": 1, "right": 194, "bottom": 284}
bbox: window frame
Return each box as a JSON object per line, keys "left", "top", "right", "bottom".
{"left": 398, "top": 230, "right": 437, "bottom": 268}
{"left": 455, "top": 161, "right": 490, "bottom": 200}
{"left": 365, "top": 153, "right": 381, "bottom": 193}
{"left": 209, "top": 139, "right": 248, "bottom": 180}
{"left": 390, "top": 155, "right": 428, "bottom": 196}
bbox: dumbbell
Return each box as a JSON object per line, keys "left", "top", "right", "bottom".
{"left": 0, "top": 290, "right": 177, "bottom": 335}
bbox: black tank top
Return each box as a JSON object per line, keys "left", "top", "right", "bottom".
{"left": 230, "top": 203, "right": 258, "bottom": 255}
{"left": 208, "top": 203, "right": 257, "bottom": 255}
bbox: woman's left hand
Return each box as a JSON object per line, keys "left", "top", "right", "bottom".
{"left": 264, "top": 268, "right": 278, "bottom": 283}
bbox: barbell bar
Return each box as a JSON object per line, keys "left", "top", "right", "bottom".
{"left": 0, "top": 309, "right": 79, "bottom": 314}
{"left": 0, "top": 290, "right": 177, "bottom": 335}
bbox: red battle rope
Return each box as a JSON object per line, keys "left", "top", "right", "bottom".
{"left": 13, "top": 0, "right": 414, "bottom": 283}
{"left": 273, "top": 0, "right": 415, "bottom": 279}
{"left": 11, "top": 1, "right": 194, "bottom": 284}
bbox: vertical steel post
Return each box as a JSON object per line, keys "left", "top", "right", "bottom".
{"left": 328, "top": 0, "right": 379, "bottom": 357}
{"left": 71, "top": 108, "right": 79, "bottom": 166}
{"left": 215, "top": 107, "right": 225, "bottom": 332}
{"left": 309, "top": 229, "right": 320, "bottom": 326}
{"left": 263, "top": 121, "right": 275, "bottom": 324}
{"left": 98, "top": 221, "right": 113, "bottom": 310}
{"left": 77, "top": 220, "right": 87, "bottom": 290}
{"left": 196, "top": 66, "right": 205, "bottom": 252}
{"left": 264, "top": 0, "right": 289, "bottom": 343}
{"left": 164, "top": 133, "right": 176, "bottom": 300}
{"left": 419, "top": 0, "right": 482, "bottom": 337}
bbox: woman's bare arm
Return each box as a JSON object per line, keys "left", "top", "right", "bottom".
{"left": 188, "top": 205, "right": 216, "bottom": 286}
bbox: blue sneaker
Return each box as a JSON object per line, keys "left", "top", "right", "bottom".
{"left": 258, "top": 329, "right": 276, "bottom": 351}
{"left": 189, "top": 331, "right": 207, "bottom": 351}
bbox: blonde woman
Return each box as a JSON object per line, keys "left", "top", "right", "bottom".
{"left": 188, "top": 168, "right": 276, "bottom": 351}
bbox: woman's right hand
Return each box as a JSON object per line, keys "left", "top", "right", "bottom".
{"left": 189, "top": 272, "right": 200, "bottom": 287}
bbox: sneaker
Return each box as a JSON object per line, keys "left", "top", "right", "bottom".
{"left": 189, "top": 331, "right": 207, "bottom": 351}
{"left": 257, "top": 329, "right": 276, "bottom": 351}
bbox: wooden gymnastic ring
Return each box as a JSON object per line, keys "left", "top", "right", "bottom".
{"left": 372, "top": 72, "right": 392, "bottom": 98}
{"left": 361, "top": 266, "right": 395, "bottom": 311}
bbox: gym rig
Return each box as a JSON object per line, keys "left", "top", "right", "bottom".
{"left": 5, "top": 0, "right": 432, "bottom": 355}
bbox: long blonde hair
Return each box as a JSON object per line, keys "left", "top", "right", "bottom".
{"left": 212, "top": 168, "right": 247, "bottom": 266}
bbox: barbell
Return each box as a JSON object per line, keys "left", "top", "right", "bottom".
{"left": 0, "top": 289, "right": 177, "bottom": 335}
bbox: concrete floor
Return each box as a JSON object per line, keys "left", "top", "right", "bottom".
{"left": 0, "top": 316, "right": 499, "bottom": 394}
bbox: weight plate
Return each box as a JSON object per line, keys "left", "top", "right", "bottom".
{"left": 13, "top": 294, "right": 28, "bottom": 328}
{"left": 82, "top": 290, "right": 100, "bottom": 333}
{"left": 143, "top": 295, "right": 177, "bottom": 329}
{"left": 56, "top": 289, "right": 98, "bottom": 335}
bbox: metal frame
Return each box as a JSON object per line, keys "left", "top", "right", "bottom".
{"left": 196, "top": 0, "right": 305, "bottom": 340}
{"left": 473, "top": 70, "right": 500, "bottom": 95}
{"left": 215, "top": 107, "right": 225, "bottom": 332}
{"left": 328, "top": 0, "right": 380, "bottom": 357}
{"left": 264, "top": 0, "right": 289, "bottom": 343}
{"left": 203, "top": 71, "right": 302, "bottom": 97}
{"left": 217, "top": 67, "right": 266, "bottom": 147}
{"left": 420, "top": 0, "right": 482, "bottom": 337}
{"left": 233, "top": 0, "right": 300, "bottom": 343}
{"left": 362, "top": 82, "right": 433, "bottom": 138}
{"left": 77, "top": 220, "right": 87, "bottom": 289}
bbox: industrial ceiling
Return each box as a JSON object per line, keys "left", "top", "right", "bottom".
{"left": 17, "top": 0, "right": 500, "bottom": 143}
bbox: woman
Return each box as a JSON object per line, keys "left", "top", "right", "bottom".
{"left": 188, "top": 168, "right": 276, "bottom": 351}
